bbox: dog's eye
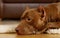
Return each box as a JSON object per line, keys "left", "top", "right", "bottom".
{"left": 28, "top": 18, "right": 30, "bottom": 20}
{"left": 26, "top": 18, "right": 32, "bottom": 22}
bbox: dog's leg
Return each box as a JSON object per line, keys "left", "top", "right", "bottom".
{"left": 46, "top": 22, "right": 60, "bottom": 34}
{"left": 47, "top": 22, "right": 60, "bottom": 28}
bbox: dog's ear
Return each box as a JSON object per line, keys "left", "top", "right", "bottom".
{"left": 37, "top": 6, "right": 46, "bottom": 21}
{"left": 25, "top": 6, "right": 30, "bottom": 10}
{"left": 37, "top": 6, "right": 45, "bottom": 18}
{"left": 21, "top": 6, "right": 30, "bottom": 18}
{"left": 37, "top": 6, "right": 44, "bottom": 12}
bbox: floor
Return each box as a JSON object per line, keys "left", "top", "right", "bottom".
{"left": 0, "top": 20, "right": 60, "bottom": 38}
{"left": 0, "top": 20, "right": 20, "bottom": 33}
{"left": 0, "top": 20, "right": 60, "bottom": 34}
{"left": 0, "top": 34, "right": 60, "bottom": 38}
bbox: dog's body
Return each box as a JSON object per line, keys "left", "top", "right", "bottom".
{"left": 37, "top": 2, "right": 60, "bottom": 34}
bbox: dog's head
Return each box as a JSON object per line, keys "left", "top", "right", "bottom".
{"left": 21, "top": 6, "right": 47, "bottom": 30}
{"left": 15, "top": 6, "right": 47, "bottom": 35}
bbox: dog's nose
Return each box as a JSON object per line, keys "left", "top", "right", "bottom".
{"left": 16, "top": 29, "right": 19, "bottom": 32}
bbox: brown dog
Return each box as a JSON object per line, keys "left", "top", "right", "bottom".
{"left": 15, "top": 2, "right": 60, "bottom": 35}
{"left": 15, "top": 6, "right": 47, "bottom": 35}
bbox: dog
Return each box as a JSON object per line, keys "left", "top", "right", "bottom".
{"left": 15, "top": 2, "right": 60, "bottom": 35}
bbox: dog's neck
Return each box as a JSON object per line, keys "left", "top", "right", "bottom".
{"left": 44, "top": 4, "right": 58, "bottom": 22}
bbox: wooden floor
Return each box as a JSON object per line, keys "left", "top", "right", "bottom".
{"left": 0, "top": 34, "right": 60, "bottom": 38}
{"left": 0, "top": 20, "right": 60, "bottom": 38}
